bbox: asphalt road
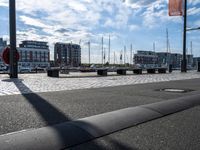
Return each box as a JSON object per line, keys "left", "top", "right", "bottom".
{"left": 0, "top": 78, "right": 200, "bottom": 149}
{"left": 70, "top": 106, "right": 200, "bottom": 150}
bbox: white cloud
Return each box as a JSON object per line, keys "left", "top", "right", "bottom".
{"left": 129, "top": 24, "right": 140, "bottom": 31}
{"left": 141, "top": 0, "right": 182, "bottom": 28}
{"left": 188, "top": 7, "right": 200, "bottom": 16}
{"left": 124, "top": 0, "right": 155, "bottom": 9}
{"left": 0, "top": 1, "right": 7, "bottom": 7}
{"left": 19, "top": 16, "right": 52, "bottom": 29}
{"left": 68, "top": 1, "right": 87, "bottom": 11}
{"left": 188, "top": 0, "right": 200, "bottom": 5}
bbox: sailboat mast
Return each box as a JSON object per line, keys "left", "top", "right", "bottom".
{"left": 124, "top": 46, "right": 126, "bottom": 65}
{"left": 102, "top": 36, "right": 104, "bottom": 66}
{"left": 108, "top": 35, "right": 110, "bottom": 64}
{"left": 130, "top": 44, "right": 132, "bottom": 65}
{"left": 88, "top": 41, "right": 90, "bottom": 65}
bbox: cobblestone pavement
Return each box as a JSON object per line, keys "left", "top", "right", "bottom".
{"left": 0, "top": 71, "right": 200, "bottom": 96}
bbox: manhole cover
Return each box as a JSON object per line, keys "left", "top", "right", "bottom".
{"left": 156, "top": 88, "right": 194, "bottom": 93}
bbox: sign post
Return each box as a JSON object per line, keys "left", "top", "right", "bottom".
{"left": 9, "top": 0, "right": 18, "bottom": 78}
{"left": 168, "top": 0, "right": 187, "bottom": 72}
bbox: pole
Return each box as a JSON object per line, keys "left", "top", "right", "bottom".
{"left": 166, "top": 28, "right": 170, "bottom": 66}
{"left": 114, "top": 52, "right": 115, "bottom": 65}
{"left": 88, "top": 41, "right": 90, "bottom": 65}
{"left": 166, "top": 28, "right": 169, "bottom": 53}
{"left": 108, "top": 35, "right": 110, "bottom": 64}
{"left": 181, "top": 0, "right": 187, "bottom": 72}
{"left": 153, "top": 42, "right": 156, "bottom": 67}
{"left": 102, "top": 37, "right": 103, "bottom": 67}
{"left": 104, "top": 48, "right": 106, "bottom": 64}
{"left": 9, "top": 0, "right": 18, "bottom": 78}
{"left": 130, "top": 44, "right": 132, "bottom": 65}
{"left": 124, "top": 46, "right": 126, "bottom": 65}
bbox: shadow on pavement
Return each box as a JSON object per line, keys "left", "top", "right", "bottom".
{"left": 2, "top": 78, "right": 69, "bottom": 125}
{"left": 69, "top": 121, "right": 138, "bottom": 150}
{"left": 2, "top": 78, "right": 138, "bottom": 150}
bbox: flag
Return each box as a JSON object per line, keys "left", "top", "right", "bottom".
{"left": 169, "top": 0, "right": 183, "bottom": 16}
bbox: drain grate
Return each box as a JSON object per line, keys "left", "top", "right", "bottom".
{"left": 156, "top": 88, "right": 194, "bottom": 93}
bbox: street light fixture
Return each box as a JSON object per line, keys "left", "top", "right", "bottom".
{"left": 186, "top": 27, "right": 200, "bottom": 31}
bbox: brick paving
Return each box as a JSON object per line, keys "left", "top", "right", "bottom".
{"left": 0, "top": 71, "right": 200, "bottom": 96}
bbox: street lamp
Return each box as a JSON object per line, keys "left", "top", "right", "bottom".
{"left": 181, "top": 0, "right": 187, "bottom": 73}
{"left": 186, "top": 27, "right": 200, "bottom": 31}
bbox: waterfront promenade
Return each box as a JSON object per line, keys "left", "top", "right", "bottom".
{"left": 0, "top": 71, "right": 200, "bottom": 96}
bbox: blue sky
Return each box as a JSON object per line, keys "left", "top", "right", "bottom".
{"left": 0, "top": 0, "right": 199, "bottom": 63}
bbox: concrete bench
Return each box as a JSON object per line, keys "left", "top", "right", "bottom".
{"left": 158, "top": 68, "right": 167, "bottom": 74}
{"left": 117, "top": 69, "right": 126, "bottom": 75}
{"left": 133, "top": 69, "right": 142, "bottom": 74}
{"left": 97, "top": 69, "right": 107, "bottom": 76}
{"left": 60, "top": 69, "right": 69, "bottom": 74}
{"left": 147, "top": 68, "right": 156, "bottom": 74}
{"left": 47, "top": 69, "right": 59, "bottom": 77}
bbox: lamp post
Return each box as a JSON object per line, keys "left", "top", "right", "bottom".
{"left": 181, "top": 0, "right": 187, "bottom": 72}
{"left": 186, "top": 27, "right": 200, "bottom": 31}
{"left": 9, "top": 0, "right": 18, "bottom": 78}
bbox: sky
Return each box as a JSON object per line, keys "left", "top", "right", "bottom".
{"left": 0, "top": 0, "right": 199, "bottom": 64}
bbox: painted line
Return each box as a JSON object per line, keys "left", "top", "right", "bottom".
{"left": 0, "top": 94, "right": 200, "bottom": 150}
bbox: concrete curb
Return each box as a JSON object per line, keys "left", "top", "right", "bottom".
{"left": 71, "top": 107, "right": 162, "bottom": 138}
{"left": 0, "top": 94, "right": 200, "bottom": 150}
{"left": 141, "top": 94, "right": 200, "bottom": 115}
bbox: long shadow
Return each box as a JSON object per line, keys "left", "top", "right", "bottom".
{"left": 3, "top": 78, "right": 70, "bottom": 125}
{"left": 2, "top": 78, "right": 138, "bottom": 150}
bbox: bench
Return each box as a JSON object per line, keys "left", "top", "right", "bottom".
{"left": 158, "top": 68, "right": 167, "bottom": 74}
{"left": 47, "top": 69, "right": 59, "bottom": 77}
{"left": 147, "top": 68, "right": 156, "bottom": 74}
{"left": 117, "top": 69, "right": 126, "bottom": 75}
{"left": 97, "top": 69, "right": 107, "bottom": 76}
{"left": 133, "top": 69, "right": 142, "bottom": 74}
{"left": 60, "top": 69, "right": 69, "bottom": 74}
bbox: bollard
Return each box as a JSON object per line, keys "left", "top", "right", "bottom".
{"left": 198, "top": 62, "right": 200, "bottom": 72}
{"left": 169, "top": 64, "right": 172, "bottom": 73}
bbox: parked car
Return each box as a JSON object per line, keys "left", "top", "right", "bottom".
{"left": 19, "top": 68, "right": 31, "bottom": 73}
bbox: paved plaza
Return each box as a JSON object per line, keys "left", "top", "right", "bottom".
{"left": 0, "top": 71, "right": 200, "bottom": 96}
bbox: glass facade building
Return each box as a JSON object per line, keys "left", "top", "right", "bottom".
{"left": 134, "top": 51, "right": 158, "bottom": 68}
{"left": 54, "top": 43, "right": 81, "bottom": 67}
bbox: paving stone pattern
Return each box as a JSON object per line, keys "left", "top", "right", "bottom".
{"left": 0, "top": 71, "right": 200, "bottom": 96}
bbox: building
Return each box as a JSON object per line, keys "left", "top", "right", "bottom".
{"left": 17, "top": 40, "right": 50, "bottom": 68}
{"left": 187, "top": 54, "right": 193, "bottom": 68}
{"left": 170, "top": 53, "right": 182, "bottom": 69}
{"left": 156, "top": 52, "right": 171, "bottom": 67}
{"left": 134, "top": 51, "right": 158, "bottom": 68}
{"left": 134, "top": 50, "right": 194, "bottom": 69}
{"left": 0, "top": 38, "right": 7, "bottom": 66}
{"left": 54, "top": 43, "right": 81, "bottom": 67}
{"left": 193, "top": 57, "right": 200, "bottom": 68}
